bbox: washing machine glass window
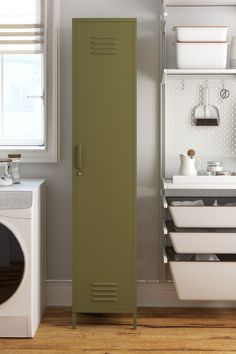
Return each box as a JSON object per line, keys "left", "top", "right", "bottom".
{"left": 0, "top": 223, "right": 24, "bottom": 304}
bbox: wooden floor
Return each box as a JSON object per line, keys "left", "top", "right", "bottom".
{"left": 1, "top": 308, "right": 236, "bottom": 353}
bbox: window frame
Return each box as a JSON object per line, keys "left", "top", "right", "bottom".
{"left": 0, "top": 0, "right": 59, "bottom": 163}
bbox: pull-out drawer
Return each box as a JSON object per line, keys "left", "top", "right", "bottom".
{"left": 165, "top": 247, "right": 236, "bottom": 301}
{"left": 163, "top": 197, "right": 236, "bottom": 228}
{"left": 164, "top": 221, "right": 236, "bottom": 254}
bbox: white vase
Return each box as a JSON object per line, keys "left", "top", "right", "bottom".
{"left": 178, "top": 154, "right": 201, "bottom": 176}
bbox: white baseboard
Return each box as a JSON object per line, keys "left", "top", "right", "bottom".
{"left": 137, "top": 282, "right": 236, "bottom": 307}
{"left": 46, "top": 280, "right": 236, "bottom": 308}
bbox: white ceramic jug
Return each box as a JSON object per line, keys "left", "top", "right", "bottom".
{"left": 178, "top": 153, "right": 201, "bottom": 176}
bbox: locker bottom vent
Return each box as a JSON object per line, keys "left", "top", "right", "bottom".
{"left": 91, "top": 282, "right": 119, "bottom": 302}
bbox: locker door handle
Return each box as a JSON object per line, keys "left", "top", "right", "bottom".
{"left": 75, "top": 144, "right": 82, "bottom": 176}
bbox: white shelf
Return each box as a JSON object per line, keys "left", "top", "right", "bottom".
{"left": 164, "top": 69, "right": 236, "bottom": 75}
{"left": 173, "top": 175, "right": 236, "bottom": 184}
{"left": 164, "top": 0, "right": 236, "bottom": 6}
{"left": 162, "top": 178, "right": 236, "bottom": 190}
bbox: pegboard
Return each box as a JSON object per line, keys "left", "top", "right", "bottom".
{"left": 164, "top": 78, "right": 236, "bottom": 176}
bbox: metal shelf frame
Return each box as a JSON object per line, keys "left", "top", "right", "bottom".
{"left": 159, "top": 0, "right": 236, "bottom": 282}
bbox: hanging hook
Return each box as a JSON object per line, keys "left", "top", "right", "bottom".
{"left": 220, "top": 79, "right": 230, "bottom": 100}
{"left": 204, "top": 79, "right": 209, "bottom": 88}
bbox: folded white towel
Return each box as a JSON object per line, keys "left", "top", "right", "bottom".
{"left": 0, "top": 177, "right": 12, "bottom": 187}
{"left": 171, "top": 200, "right": 204, "bottom": 206}
{"left": 194, "top": 254, "right": 220, "bottom": 261}
{"left": 174, "top": 253, "right": 220, "bottom": 262}
{"left": 174, "top": 253, "right": 194, "bottom": 261}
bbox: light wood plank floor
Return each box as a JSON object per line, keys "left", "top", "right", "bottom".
{"left": 1, "top": 308, "right": 236, "bottom": 353}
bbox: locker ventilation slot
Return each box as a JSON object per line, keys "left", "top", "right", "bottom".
{"left": 91, "top": 282, "right": 119, "bottom": 302}
{"left": 90, "top": 36, "right": 119, "bottom": 55}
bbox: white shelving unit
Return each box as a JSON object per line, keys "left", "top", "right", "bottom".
{"left": 160, "top": 0, "right": 236, "bottom": 177}
{"left": 160, "top": 0, "right": 236, "bottom": 75}
{"left": 160, "top": 0, "right": 236, "bottom": 300}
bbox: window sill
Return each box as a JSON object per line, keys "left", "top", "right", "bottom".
{"left": 0, "top": 145, "right": 58, "bottom": 163}
{"left": 0, "top": 146, "right": 45, "bottom": 151}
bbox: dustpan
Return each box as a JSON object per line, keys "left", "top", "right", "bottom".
{"left": 194, "top": 86, "right": 220, "bottom": 126}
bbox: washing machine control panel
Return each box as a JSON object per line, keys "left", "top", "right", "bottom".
{"left": 0, "top": 192, "right": 32, "bottom": 209}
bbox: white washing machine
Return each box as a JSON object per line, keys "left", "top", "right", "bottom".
{"left": 0, "top": 179, "right": 46, "bottom": 337}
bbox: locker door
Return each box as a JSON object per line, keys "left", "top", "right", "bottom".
{"left": 72, "top": 19, "right": 136, "bottom": 314}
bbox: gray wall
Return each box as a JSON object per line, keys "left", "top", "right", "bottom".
{"left": 23, "top": 0, "right": 160, "bottom": 281}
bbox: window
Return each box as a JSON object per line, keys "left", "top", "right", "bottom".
{"left": 0, "top": 0, "right": 59, "bottom": 162}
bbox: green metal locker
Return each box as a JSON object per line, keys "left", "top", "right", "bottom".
{"left": 72, "top": 19, "right": 137, "bottom": 327}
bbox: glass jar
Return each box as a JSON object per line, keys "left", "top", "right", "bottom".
{"left": 0, "top": 158, "right": 13, "bottom": 187}
{"left": 207, "top": 161, "right": 223, "bottom": 175}
{"left": 8, "top": 154, "right": 21, "bottom": 184}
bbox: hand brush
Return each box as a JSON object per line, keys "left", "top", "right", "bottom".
{"left": 194, "top": 86, "right": 220, "bottom": 126}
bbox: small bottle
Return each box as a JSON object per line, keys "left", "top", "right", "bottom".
{"left": 0, "top": 158, "right": 13, "bottom": 187}
{"left": 8, "top": 153, "right": 21, "bottom": 184}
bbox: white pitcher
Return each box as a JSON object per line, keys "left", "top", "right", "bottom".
{"left": 178, "top": 153, "right": 201, "bottom": 176}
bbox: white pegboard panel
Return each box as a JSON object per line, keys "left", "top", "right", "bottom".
{"left": 165, "top": 78, "right": 236, "bottom": 175}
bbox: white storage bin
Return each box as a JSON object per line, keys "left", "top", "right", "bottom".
{"left": 163, "top": 197, "right": 236, "bottom": 228}
{"left": 169, "top": 205, "right": 236, "bottom": 228}
{"left": 164, "top": 248, "right": 236, "bottom": 301}
{"left": 174, "top": 26, "right": 228, "bottom": 43}
{"left": 170, "top": 258, "right": 236, "bottom": 301}
{"left": 169, "top": 230, "right": 236, "bottom": 254}
{"left": 175, "top": 42, "right": 228, "bottom": 69}
{"left": 163, "top": 221, "right": 236, "bottom": 253}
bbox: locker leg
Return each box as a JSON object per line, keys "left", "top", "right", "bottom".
{"left": 132, "top": 312, "right": 137, "bottom": 330}
{"left": 72, "top": 312, "right": 77, "bottom": 329}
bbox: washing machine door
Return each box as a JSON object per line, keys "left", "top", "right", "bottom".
{"left": 0, "top": 223, "right": 24, "bottom": 304}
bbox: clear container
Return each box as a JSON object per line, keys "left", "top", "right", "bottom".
{"left": 0, "top": 158, "right": 13, "bottom": 187}
{"left": 8, "top": 153, "right": 21, "bottom": 184}
{"left": 207, "top": 161, "right": 223, "bottom": 175}
{"left": 216, "top": 171, "right": 231, "bottom": 176}
{"left": 197, "top": 170, "right": 213, "bottom": 176}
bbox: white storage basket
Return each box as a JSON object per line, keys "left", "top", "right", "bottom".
{"left": 169, "top": 205, "right": 236, "bottom": 228}
{"left": 175, "top": 42, "right": 228, "bottom": 69}
{"left": 164, "top": 248, "right": 236, "bottom": 301}
{"left": 169, "top": 230, "right": 236, "bottom": 253}
{"left": 174, "top": 26, "right": 228, "bottom": 43}
{"left": 170, "top": 259, "right": 236, "bottom": 300}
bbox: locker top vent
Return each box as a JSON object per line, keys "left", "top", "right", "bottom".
{"left": 90, "top": 36, "right": 119, "bottom": 55}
